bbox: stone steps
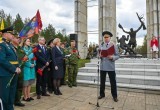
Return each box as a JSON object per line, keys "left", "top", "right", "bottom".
{"left": 77, "top": 58, "right": 160, "bottom": 92}
{"left": 85, "top": 63, "right": 160, "bottom": 69}
{"left": 91, "top": 58, "right": 160, "bottom": 63}
{"left": 77, "top": 72, "right": 160, "bottom": 86}
{"left": 79, "top": 67, "right": 160, "bottom": 76}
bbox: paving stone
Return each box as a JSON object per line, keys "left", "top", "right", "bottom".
{"left": 15, "top": 86, "right": 160, "bottom": 110}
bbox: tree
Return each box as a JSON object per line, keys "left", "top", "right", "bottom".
{"left": 24, "top": 17, "right": 30, "bottom": 25}
{"left": 41, "top": 24, "right": 56, "bottom": 42}
{"left": 0, "top": 9, "right": 6, "bottom": 19}
{"left": 14, "top": 14, "right": 24, "bottom": 32}
{"left": 5, "top": 14, "right": 12, "bottom": 27}
{"left": 138, "top": 35, "right": 147, "bottom": 57}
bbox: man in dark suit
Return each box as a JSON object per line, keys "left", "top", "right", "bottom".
{"left": 0, "top": 26, "right": 21, "bottom": 110}
{"left": 34, "top": 37, "right": 50, "bottom": 99}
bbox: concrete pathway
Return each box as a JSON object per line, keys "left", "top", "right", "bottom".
{"left": 15, "top": 86, "right": 160, "bottom": 110}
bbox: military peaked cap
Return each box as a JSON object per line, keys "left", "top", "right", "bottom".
{"left": 0, "top": 26, "right": 18, "bottom": 36}
{"left": 102, "top": 31, "right": 113, "bottom": 37}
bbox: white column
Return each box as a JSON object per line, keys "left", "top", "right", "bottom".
{"left": 75, "top": 0, "right": 88, "bottom": 59}
{"left": 146, "top": 0, "right": 160, "bottom": 58}
{"left": 98, "top": 0, "right": 116, "bottom": 44}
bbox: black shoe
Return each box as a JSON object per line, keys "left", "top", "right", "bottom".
{"left": 113, "top": 97, "right": 118, "bottom": 102}
{"left": 54, "top": 90, "right": 59, "bottom": 95}
{"left": 73, "top": 84, "right": 77, "bottom": 87}
{"left": 29, "top": 97, "right": 34, "bottom": 100}
{"left": 67, "top": 81, "right": 72, "bottom": 88}
{"left": 15, "top": 102, "right": 25, "bottom": 107}
{"left": 48, "top": 90, "right": 53, "bottom": 94}
{"left": 22, "top": 97, "right": 30, "bottom": 102}
{"left": 42, "top": 93, "right": 50, "bottom": 96}
{"left": 57, "top": 89, "right": 62, "bottom": 95}
{"left": 68, "top": 85, "right": 72, "bottom": 88}
{"left": 98, "top": 96, "right": 105, "bottom": 99}
{"left": 37, "top": 95, "right": 41, "bottom": 99}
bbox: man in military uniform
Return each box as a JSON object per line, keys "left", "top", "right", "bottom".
{"left": 0, "top": 26, "right": 21, "bottom": 110}
{"left": 11, "top": 34, "right": 25, "bottom": 107}
{"left": 67, "top": 40, "right": 80, "bottom": 87}
{"left": 98, "top": 31, "right": 119, "bottom": 102}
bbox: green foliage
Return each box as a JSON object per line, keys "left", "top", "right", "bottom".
{"left": 41, "top": 24, "right": 56, "bottom": 42}
{"left": 78, "top": 59, "right": 90, "bottom": 68}
{"left": 14, "top": 14, "right": 24, "bottom": 32}
{"left": 5, "top": 14, "right": 12, "bottom": 27}
{"left": 137, "top": 35, "right": 147, "bottom": 57}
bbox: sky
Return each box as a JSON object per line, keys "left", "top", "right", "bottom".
{"left": 0, "top": 0, "right": 146, "bottom": 46}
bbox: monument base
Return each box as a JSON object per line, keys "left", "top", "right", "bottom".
{"left": 120, "top": 54, "right": 142, "bottom": 58}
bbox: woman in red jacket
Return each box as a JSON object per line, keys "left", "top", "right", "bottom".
{"left": 150, "top": 36, "right": 158, "bottom": 58}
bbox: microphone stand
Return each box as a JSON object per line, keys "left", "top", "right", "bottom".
{"left": 89, "top": 44, "right": 114, "bottom": 109}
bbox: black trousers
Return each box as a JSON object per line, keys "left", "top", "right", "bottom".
{"left": 36, "top": 68, "right": 48, "bottom": 95}
{"left": 100, "top": 71, "right": 117, "bottom": 98}
{"left": 61, "top": 60, "right": 66, "bottom": 85}
{"left": 47, "top": 68, "right": 54, "bottom": 91}
{"left": 14, "top": 74, "right": 23, "bottom": 104}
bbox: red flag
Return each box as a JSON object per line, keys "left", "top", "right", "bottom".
{"left": 36, "top": 10, "right": 42, "bottom": 30}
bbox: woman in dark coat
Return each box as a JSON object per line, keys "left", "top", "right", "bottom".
{"left": 47, "top": 39, "right": 54, "bottom": 93}
{"left": 52, "top": 38, "right": 64, "bottom": 95}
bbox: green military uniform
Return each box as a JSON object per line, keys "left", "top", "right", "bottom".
{"left": 61, "top": 47, "right": 70, "bottom": 85}
{"left": 0, "top": 38, "right": 19, "bottom": 110}
{"left": 67, "top": 46, "right": 79, "bottom": 87}
{"left": 14, "top": 45, "right": 25, "bottom": 106}
{"left": 86, "top": 45, "right": 93, "bottom": 59}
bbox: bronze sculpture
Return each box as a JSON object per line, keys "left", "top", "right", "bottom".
{"left": 118, "top": 12, "right": 146, "bottom": 55}
{"left": 117, "top": 35, "right": 136, "bottom": 55}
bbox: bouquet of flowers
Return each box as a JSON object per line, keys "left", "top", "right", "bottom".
{"left": 6, "top": 47, "right": 38, "bottom": 88}
{"left": 37, "top": 65, "right": 47, "bottom": 76}
{"left": 37, "top": 60, "right": 51, "bottom": 76}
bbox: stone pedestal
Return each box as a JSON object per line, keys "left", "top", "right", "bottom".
{"left": 98, "top": 0, "right": 116, "bottom": 44}
{"left": 146, "top": 0, "right": 160, "bottom": 58}
{"left": 75, "top": 0, "right": 88, "bottom": 59}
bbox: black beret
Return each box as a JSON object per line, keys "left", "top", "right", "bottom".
{"left": 47, "top": 38, "right": 54, "bottom": 46}
{"left": 102, "top": 31, "right": 113, "bottom": 37}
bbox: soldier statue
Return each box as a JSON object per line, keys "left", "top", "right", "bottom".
{"left": 118, "top": 12, "right": 146, "bottom": 50}
{"left": 117, "top": 35, "right": 136, "bottom": 55}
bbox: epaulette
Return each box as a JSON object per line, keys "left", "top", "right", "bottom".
{"left": 110, "top": 42, "right": 114, "bottom": 46}
{"left": 0, "top": 40, "right": 4, "bottom": 43}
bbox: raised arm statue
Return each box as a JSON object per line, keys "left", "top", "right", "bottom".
{"left": 118, "top": 13, "right": 146, "bottom": 50}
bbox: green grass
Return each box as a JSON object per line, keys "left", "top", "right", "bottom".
{"left": 78, "top": 59, "right": 90, "bottom": 68}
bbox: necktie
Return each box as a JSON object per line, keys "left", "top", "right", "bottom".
{"left": 42, "top": 46, "right": 45, "bottom": 54}
{"left": 106, "top": 43, "right": 108, "bottom": 47}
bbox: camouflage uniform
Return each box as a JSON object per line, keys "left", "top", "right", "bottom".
{"left": 67, "top": 47, "right": 79, "bottom": 87}
{"left": 86, "top": 45, "right": 93, "bottom": 59}
{"left": 14, "top": 46, "right": 25, "bottom": 105}
{"left": 61, "top": 48, "right": 70, "bottom": 85}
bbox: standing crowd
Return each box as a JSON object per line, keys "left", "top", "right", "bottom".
{"left": 0, "top": 26, "right": 120, "bottom": 110}
{"left": 0, "top": 26, "right": 80, "bottom": 110}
